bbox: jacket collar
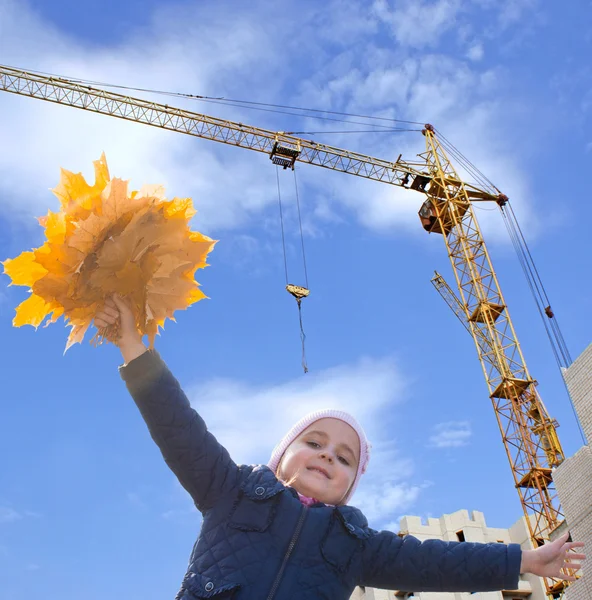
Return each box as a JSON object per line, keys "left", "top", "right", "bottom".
{"left": 241, "top": 465, "right": 286, "bottom": 500}
{"left": 241, "top": 466, "right": 370, "bottom": 533}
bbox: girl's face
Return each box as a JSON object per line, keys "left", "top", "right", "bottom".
{"left": 277, "top": 418, "right": 360, "bottom": 505}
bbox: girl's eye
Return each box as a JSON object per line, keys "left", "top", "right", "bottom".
{"left": 338, "top": 457, "right": 350, "bottom": 466}
{"left": 307, "top": 441, "right": 320, "bottom": 448}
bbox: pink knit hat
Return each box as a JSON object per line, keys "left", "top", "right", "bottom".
{"left": 268, "top": 409, "right": 371, "bottom": 505}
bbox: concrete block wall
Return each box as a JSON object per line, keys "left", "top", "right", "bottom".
{"left": 553, "top": 446, "right": 592, "bottom": 600}
{"left": 553, "top": 342, "right": 592, "bottom": 600}
{"left": 562, "top": 342, "right": 592, "bottom": 444}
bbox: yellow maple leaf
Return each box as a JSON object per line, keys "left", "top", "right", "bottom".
{"left": 52, "top": 153, "right": 110, "bottom": 217}
{"left": 13, "top": 293, "right": 52, "bottom": 328}
{"left": 2, "top": 252, "right": 48, "bottom": 288}
{"left": 3, "top": 154, "right": 216, "bottom": 351}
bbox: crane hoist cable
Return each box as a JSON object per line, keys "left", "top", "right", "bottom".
{"left": 276, "top": 166, "right": 310, "bottom": 374}
{"left": 435, "top": 128, "right": 573, "bottom": 372}
{"left": 500, "top": 204, "right": 585, "bottom": 447}
{"left": 501, "top": 203, "right": 572, "bottom": 368}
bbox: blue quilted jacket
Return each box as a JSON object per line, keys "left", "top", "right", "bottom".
{"left": 120, "top": 350, "right": 522, "bottom": 599}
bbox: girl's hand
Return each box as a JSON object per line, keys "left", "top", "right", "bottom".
{"left": 94, "top": 294, "right": 147, "bottom": 364}
{"left": 521, "top": 532, "right": 586, "bottom": 582}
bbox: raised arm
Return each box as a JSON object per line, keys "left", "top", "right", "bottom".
{"left": 96, "top": 295, "right": 239, "bottom": 513}
{"left": 360, "top": 530, "right": 522, "bottom": 593}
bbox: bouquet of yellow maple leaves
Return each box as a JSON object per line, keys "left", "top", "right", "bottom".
{"left": 2, "top": 154, "right": 216, "bottom": 351}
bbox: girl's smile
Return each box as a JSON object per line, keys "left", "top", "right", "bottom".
{"left": 278, "top": 418, "right": 361, "bottom": 505}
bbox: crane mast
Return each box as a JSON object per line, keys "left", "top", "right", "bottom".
{"left": 421, "top": 138, "right": 566, "bottom": 595}
{"left": 0, "top": 64, "right": 571, "bottom": 597}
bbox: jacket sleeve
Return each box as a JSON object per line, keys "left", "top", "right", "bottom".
{"left": 360, "top": 530, "right": 522, "bottom": 593}
{"left": 119, "top": 349, "right": 240, "bottom": 513}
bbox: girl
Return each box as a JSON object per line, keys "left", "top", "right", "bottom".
{"left": 95, "top": 295, "right": 585, "bottom": 599}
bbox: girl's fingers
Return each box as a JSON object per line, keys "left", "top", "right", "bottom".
{"left": 94, "top": 318, "right": 109, "bottom": 328}
{"left": 102, "top": 305, "right": 119, "bottom": 318}
{"left": 95, "top": 312, "right": 118, "bottom": 326}
{"left": 112, "top": 293, "right": 132, "bottom": 314}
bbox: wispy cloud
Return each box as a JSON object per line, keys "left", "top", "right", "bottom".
{"left": 496, "top": 0, "right": 540, "bottom": 28}
{"left": 428, "top": 421, "right": 472, "bottom": 448}
{"left": 372, "top": 0, "right": 461, "bottom": 49}
{"left": 355, "top": 480, "right": 432, "bottom": 525}
{"left": 0, "top": 0, "right": 544, "bottom": 245}
{"left": 126, "top": 492, "right": 148, "bottom": 511}
{"left": 467, "top": 43, "right": 484, "bottom": 61}
{"left": 0, "top": 505, "right": 40, "bottom": 523}
{"left": 0, "top": 506, "right": 22, "bottom": 523}
{"left": 187, "top": 355, "right": 422, "bottom": 526}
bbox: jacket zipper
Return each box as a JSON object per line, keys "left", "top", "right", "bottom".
{"left": 266, "top": 506, "right": 307, "bottom": 600}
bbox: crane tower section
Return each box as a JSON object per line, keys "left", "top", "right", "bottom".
{"left": 419, "top": 126, "right": 566, "bottom": 594}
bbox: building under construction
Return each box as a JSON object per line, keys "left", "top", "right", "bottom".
{"left": 352, "top": 343, "right": 592, "bottom": 600}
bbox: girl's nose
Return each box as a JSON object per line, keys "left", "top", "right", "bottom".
{"left": 320, "top": 452, "right": 333, "bottom": 463}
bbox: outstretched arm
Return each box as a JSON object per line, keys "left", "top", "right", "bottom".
{"left": 360, "top": 530, "right": 522, "bottom": 593}
{"left": 96, "top": 295, "right": 239, "bottom": 513}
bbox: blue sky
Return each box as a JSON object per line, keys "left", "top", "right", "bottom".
{"left": 0, "top": 0, "right": 591, "bottom": 598}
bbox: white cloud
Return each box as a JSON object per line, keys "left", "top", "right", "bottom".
{"left": 354, "top": 480, "right": 431, "bottom": 525}
{"left": 126, "top": 492, "right": 147, "bottom": 510}
{"left": 0, "top": 506, "right": 22, "bottom": 523}
{"left": 0, "top": 0, "right": 282, "bottom": 230}
{"left": 191, "top": 356, "right": 406, "bottom": 463}
{"left": 187, "top": 355, "right": 425, "bottom": 526}
{"left": 497, "top": 0, "right": 540, "bottom": 28}
{"left": 23, "top": 510, "right": 42, "bottom": 518}
{"left": 0, "top": 504, "right": 41, "bottom": 523}
{"left": 373, "top": 0, "right": 461, "bottom": 49}
{"left": 296, "top": 53, "right": 538, "bottom": 243}
{"left": 467, "top": 43, "right": 484, "bottom": 61}
{"left": 428, "top": 420, "right": 472, "bottom": 448}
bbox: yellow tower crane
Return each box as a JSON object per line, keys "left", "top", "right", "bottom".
{"left": 0, "top": 64, "right": 573, "bottom": 598}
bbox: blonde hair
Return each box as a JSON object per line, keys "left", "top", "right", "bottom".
{"left": 276, "top": 457, "right": 301, "bottom": 489}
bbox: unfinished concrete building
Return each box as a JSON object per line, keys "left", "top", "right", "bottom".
{"left": 551, "top": 342, "right": 592, "bottom": 600}
{"left": 352, "top": 342, "right": 592, "bottom": 600}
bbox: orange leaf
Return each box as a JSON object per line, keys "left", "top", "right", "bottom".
{"left": 69, "top": 211, "right": 120, "bottom": 258}
{"left": 163, "top": 197, "right": 197, "bottom": 220}
{"left": 65, "top": 321, "right": 91, "bottom": 353}
{"left": 2, "top": 252, "right": 48, "bottom": 287}
{"left": 13, "top": 293, "right": 52, "bottom": 328}
{"left": 51, "top": 154, "right": 110, "bottom": 216}
{"left": 34, "top": 243, "right": 83, "bottom": 277}
{"left": 187, "top": 286, "right": 207, "bottom": 305}
{"left": 101, "top": 178, "right": 129, "bottom": 221}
